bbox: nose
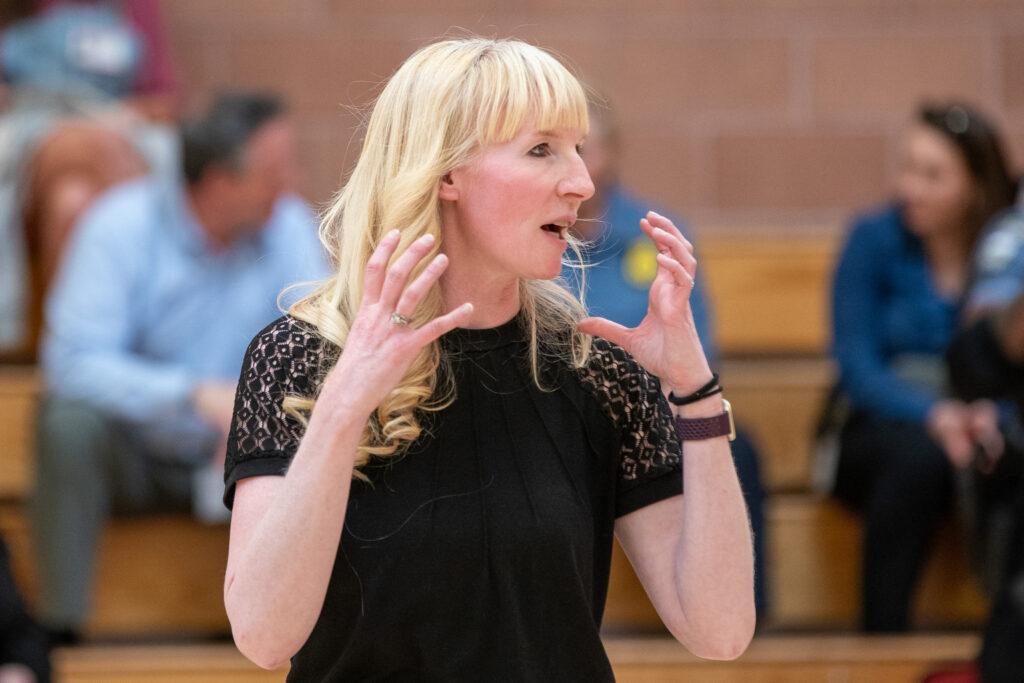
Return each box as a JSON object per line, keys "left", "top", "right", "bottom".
{"left": 559, "top": 155, "right": 595, "bottom": 202}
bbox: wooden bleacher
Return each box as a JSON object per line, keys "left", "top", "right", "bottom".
{"left": 50, "top": 634, "right": 980, "bottom": 682}
{"left": 0, "top": 231, "right": 988, "bottom": 678}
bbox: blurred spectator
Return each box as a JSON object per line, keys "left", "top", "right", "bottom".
{"left": 562, "top": 100, "right": 768, "bottom": 618}
{"left": 828, "top": 102, "right": 1017, "bottom": 632}
{"left": 0, "top": 0, "right": 180, "bottom": 360}
{"left": 31, "top": 93, "right": 329, "bottom": 643}
{"left": 947, "top": 187, "right": 1024, "bottom": 681}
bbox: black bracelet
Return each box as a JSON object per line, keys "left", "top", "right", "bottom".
{"left": 667, "top": 372, "right": 722, "bottom": 406}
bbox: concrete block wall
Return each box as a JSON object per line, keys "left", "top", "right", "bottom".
{"left": 161, "top": 0, "right": 1024, "bottom": 236}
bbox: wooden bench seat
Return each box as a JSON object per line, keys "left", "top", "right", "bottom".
{"left": 605, "top": 495, "right": 988, "bottom": 633}
{"left": 52, "top": 634, "right": 979, "bottom": 682}
{"left": 723, "top": 356, "right": 834, "bottom": 492}
{"left": 0, "top": 508, "right": 229, "bottom": 637}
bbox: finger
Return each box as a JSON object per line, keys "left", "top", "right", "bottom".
{"left": 380, "top": 234, "right": 436, "bottom": 309}
{"left": 656, "top": 252, "right": 695, "bottom": 289}
{"left": 647, "top": 210, "right": 692, "bottom": 249}
{"left": 395, "top": 253, "right": 449, "bottom": 317}
{"left": 643, "top": 220, "right": 697, "bottom": 276}
{"left": 945, "top": 431, "right": 974, "bottom": 468}
{"left": 577, "top": 316, "right": 631, "bottom": 346}
{"left": 414, "top": 302, "right": 474, "bottom": 344}
{"left": 362, "top": 229, "right": 401, "bottom": 304}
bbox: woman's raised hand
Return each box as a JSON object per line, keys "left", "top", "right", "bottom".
{"left": 577, "top": 211, "right": 712, "bottom": 393}
{"left": 320, "top": 229, "right": 472, "bottom": 419}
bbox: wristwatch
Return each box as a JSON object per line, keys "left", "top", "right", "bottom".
{"left": 673, "top": 399, "right": 736, "bottom": 441}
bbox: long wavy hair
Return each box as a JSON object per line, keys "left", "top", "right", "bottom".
{"left": 285, "top": 38, "right": 593, "bottom": 472}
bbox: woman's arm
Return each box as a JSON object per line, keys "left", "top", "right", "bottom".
{"left": 578, "top": 210, "right": 754, "bottom": 659}
{"left": 224, "top": 404, "right": 362, "bottom": 669}
{"left": 615, "top": 395, "right": 754, "bottom": 660}
{"left": 224, "top": 231, "right": 472, "bottom": 669}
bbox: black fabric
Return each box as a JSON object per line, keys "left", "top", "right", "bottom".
{"left": 224, "top": 314, "right": 683, "bottom": 682}
{"left": 979, "top": 473, "right": 1024, "bottom": 682}
{"left": 0, "top": 536, "right": 51, "bottom": 682}
{"left": 834, "top": 411, "right": 954, "bottom": 632}
{"left": 947, "top": 316, "right": 1024, "bottom": 405}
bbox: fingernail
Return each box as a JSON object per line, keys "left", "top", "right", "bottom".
{"left": 421, "top": 234, "right": 435, "bottom": 243}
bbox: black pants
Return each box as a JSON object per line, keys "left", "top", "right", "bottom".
{"left": 834, "top": 411, "right": 954, "bottom": 632}
{"left": 979, "top": 470, "right": 1024, "bottom": 682}
{"left": 0, "top": 536, "right": 50, "bottom": 682}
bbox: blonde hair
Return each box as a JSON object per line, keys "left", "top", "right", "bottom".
{"left": 286, "top": 37, "right": 593, "bottom": 472}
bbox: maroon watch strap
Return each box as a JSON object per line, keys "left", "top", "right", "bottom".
{"left": 674, "top": 412, "right": 732, "bottom": 441}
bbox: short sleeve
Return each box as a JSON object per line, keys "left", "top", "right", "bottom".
{"left": 223, "top": 316, "right": 325, "bottom": 509}
{"left": 582, "top": 339, "right": 683, "bottom": 518}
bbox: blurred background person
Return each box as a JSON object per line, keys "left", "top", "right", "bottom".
{"left": 0, "top": 0, "right": 179, "bottom": 361}
{"left": 828, "top": 102, "right": 1017, "bottom": 632}
{"left": 563, "top": 100, "right": 768, "bottom": 618}
{"left": 947, "top": 183, "right": 1024, "bottom": 681}
{"left": 31, "top": 92, "right": 328, "bottom": 644}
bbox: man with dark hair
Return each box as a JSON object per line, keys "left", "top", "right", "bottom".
{"left": 31, "top": 92, "right": 328, "bottom": 643}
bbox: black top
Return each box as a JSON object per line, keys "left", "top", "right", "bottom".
{"left": 224, "top": 314, "right": 684, "bottom": 682}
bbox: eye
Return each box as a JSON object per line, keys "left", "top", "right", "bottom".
{"left": 528, "top": 143, "right": 551, "bottom": 157}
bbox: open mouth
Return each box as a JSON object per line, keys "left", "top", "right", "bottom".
{"left": 541, "top": 223, "right": 568, "bottom": 240}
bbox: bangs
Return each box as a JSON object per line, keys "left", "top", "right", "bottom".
{"left": 468, "top": 42, "right": 589, "bottom": 145}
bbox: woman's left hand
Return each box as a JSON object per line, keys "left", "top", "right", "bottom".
{"left": 576, "top": 210, "right": 713, "bottom": 393}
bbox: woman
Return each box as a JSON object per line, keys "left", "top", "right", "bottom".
{"left": 831, "top": 103, "right": 1017, "bottom": 632}
{"left": 223, "top": 38, "right": 754, "bottom": 679}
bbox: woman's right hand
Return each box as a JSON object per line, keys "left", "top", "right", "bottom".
{"left": 926, "top": 399, "right": 975, "bottom": 468}
{"left": 318, "top": 229, "right": 472, "bottom": 420}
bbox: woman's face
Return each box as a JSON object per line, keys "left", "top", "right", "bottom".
{"left": 896, "top": 124, "right": 976, "bottom": 238}
{"left": 440, "top": 119, "right": 594, "bottom": 283}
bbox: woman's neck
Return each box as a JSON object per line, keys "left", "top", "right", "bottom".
{"left": 439, "top": 268, "right": 520, "bottom": 329}
{"left": 921, "top": 230, "right": 969, "bottom": 298}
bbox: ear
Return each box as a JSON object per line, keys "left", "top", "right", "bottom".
{"left": 438, "top": 171, "right": 459, "bottom": 201}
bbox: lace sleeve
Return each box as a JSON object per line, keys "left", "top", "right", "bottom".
{"left": 223, "top": 315, "right": 325, "bottom": 509}
{"left": 582, "top": 338, "right": 683, "bottom": 517}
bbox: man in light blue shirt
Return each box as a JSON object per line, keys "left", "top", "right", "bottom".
{"left": 33, "top": 93, "right": 330, "bottom": 642}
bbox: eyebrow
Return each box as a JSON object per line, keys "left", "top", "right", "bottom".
{"left": 535, "top": 129, "right": 587, "bottom": 143}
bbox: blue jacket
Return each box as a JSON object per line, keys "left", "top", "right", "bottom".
{"left": 831, "top": 204, "right": 960, "bottom": 422}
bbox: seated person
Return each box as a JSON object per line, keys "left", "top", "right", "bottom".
{"left": 0, "top": 0, "right": 180, "bottom": 359}
{"left": 830, "top": 102, "right": 1016, "bottom": 632}
{"left": 947, "top": 191, "right": 1024, "bottom": 681}
{"left": 32, "top": 92, "right": 329, "bottom": 643}
{"left": 562, "top": 100, "right": 767, "bottom": 617}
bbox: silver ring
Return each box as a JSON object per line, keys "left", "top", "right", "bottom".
{"left": 390, "top": 311, "right": 411, "bottom": 326}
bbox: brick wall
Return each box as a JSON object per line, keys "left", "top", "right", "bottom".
{"left": 162, "top": 0, "right": 1024, "bottom": 236}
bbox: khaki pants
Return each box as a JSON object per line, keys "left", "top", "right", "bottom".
{"left": 30, "top": 396, "right": 194, "bottom": 630}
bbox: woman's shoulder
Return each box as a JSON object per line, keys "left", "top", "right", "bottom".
{"left": 848, "top": 203, "right": 907, "bottom": 243}
{"left": 576, "top": 336, "right": 661, "bottom": 426}
{"left": 240, "top": 314, "right": 332, "bottom": 391}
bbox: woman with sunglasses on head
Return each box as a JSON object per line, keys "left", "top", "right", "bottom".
{"left": 220, "top": 38, "right": 754, "bottom": 680}
{"left": 830, "top": 102, "right": 1017, "bottom": 632}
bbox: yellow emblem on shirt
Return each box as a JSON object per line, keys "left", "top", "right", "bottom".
{"left": 622, "top": 238, "right": 658, "bottom": 289}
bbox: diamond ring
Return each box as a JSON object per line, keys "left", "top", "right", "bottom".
{"left": 390, "top": 311, "right": 411, "bottom": 326}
